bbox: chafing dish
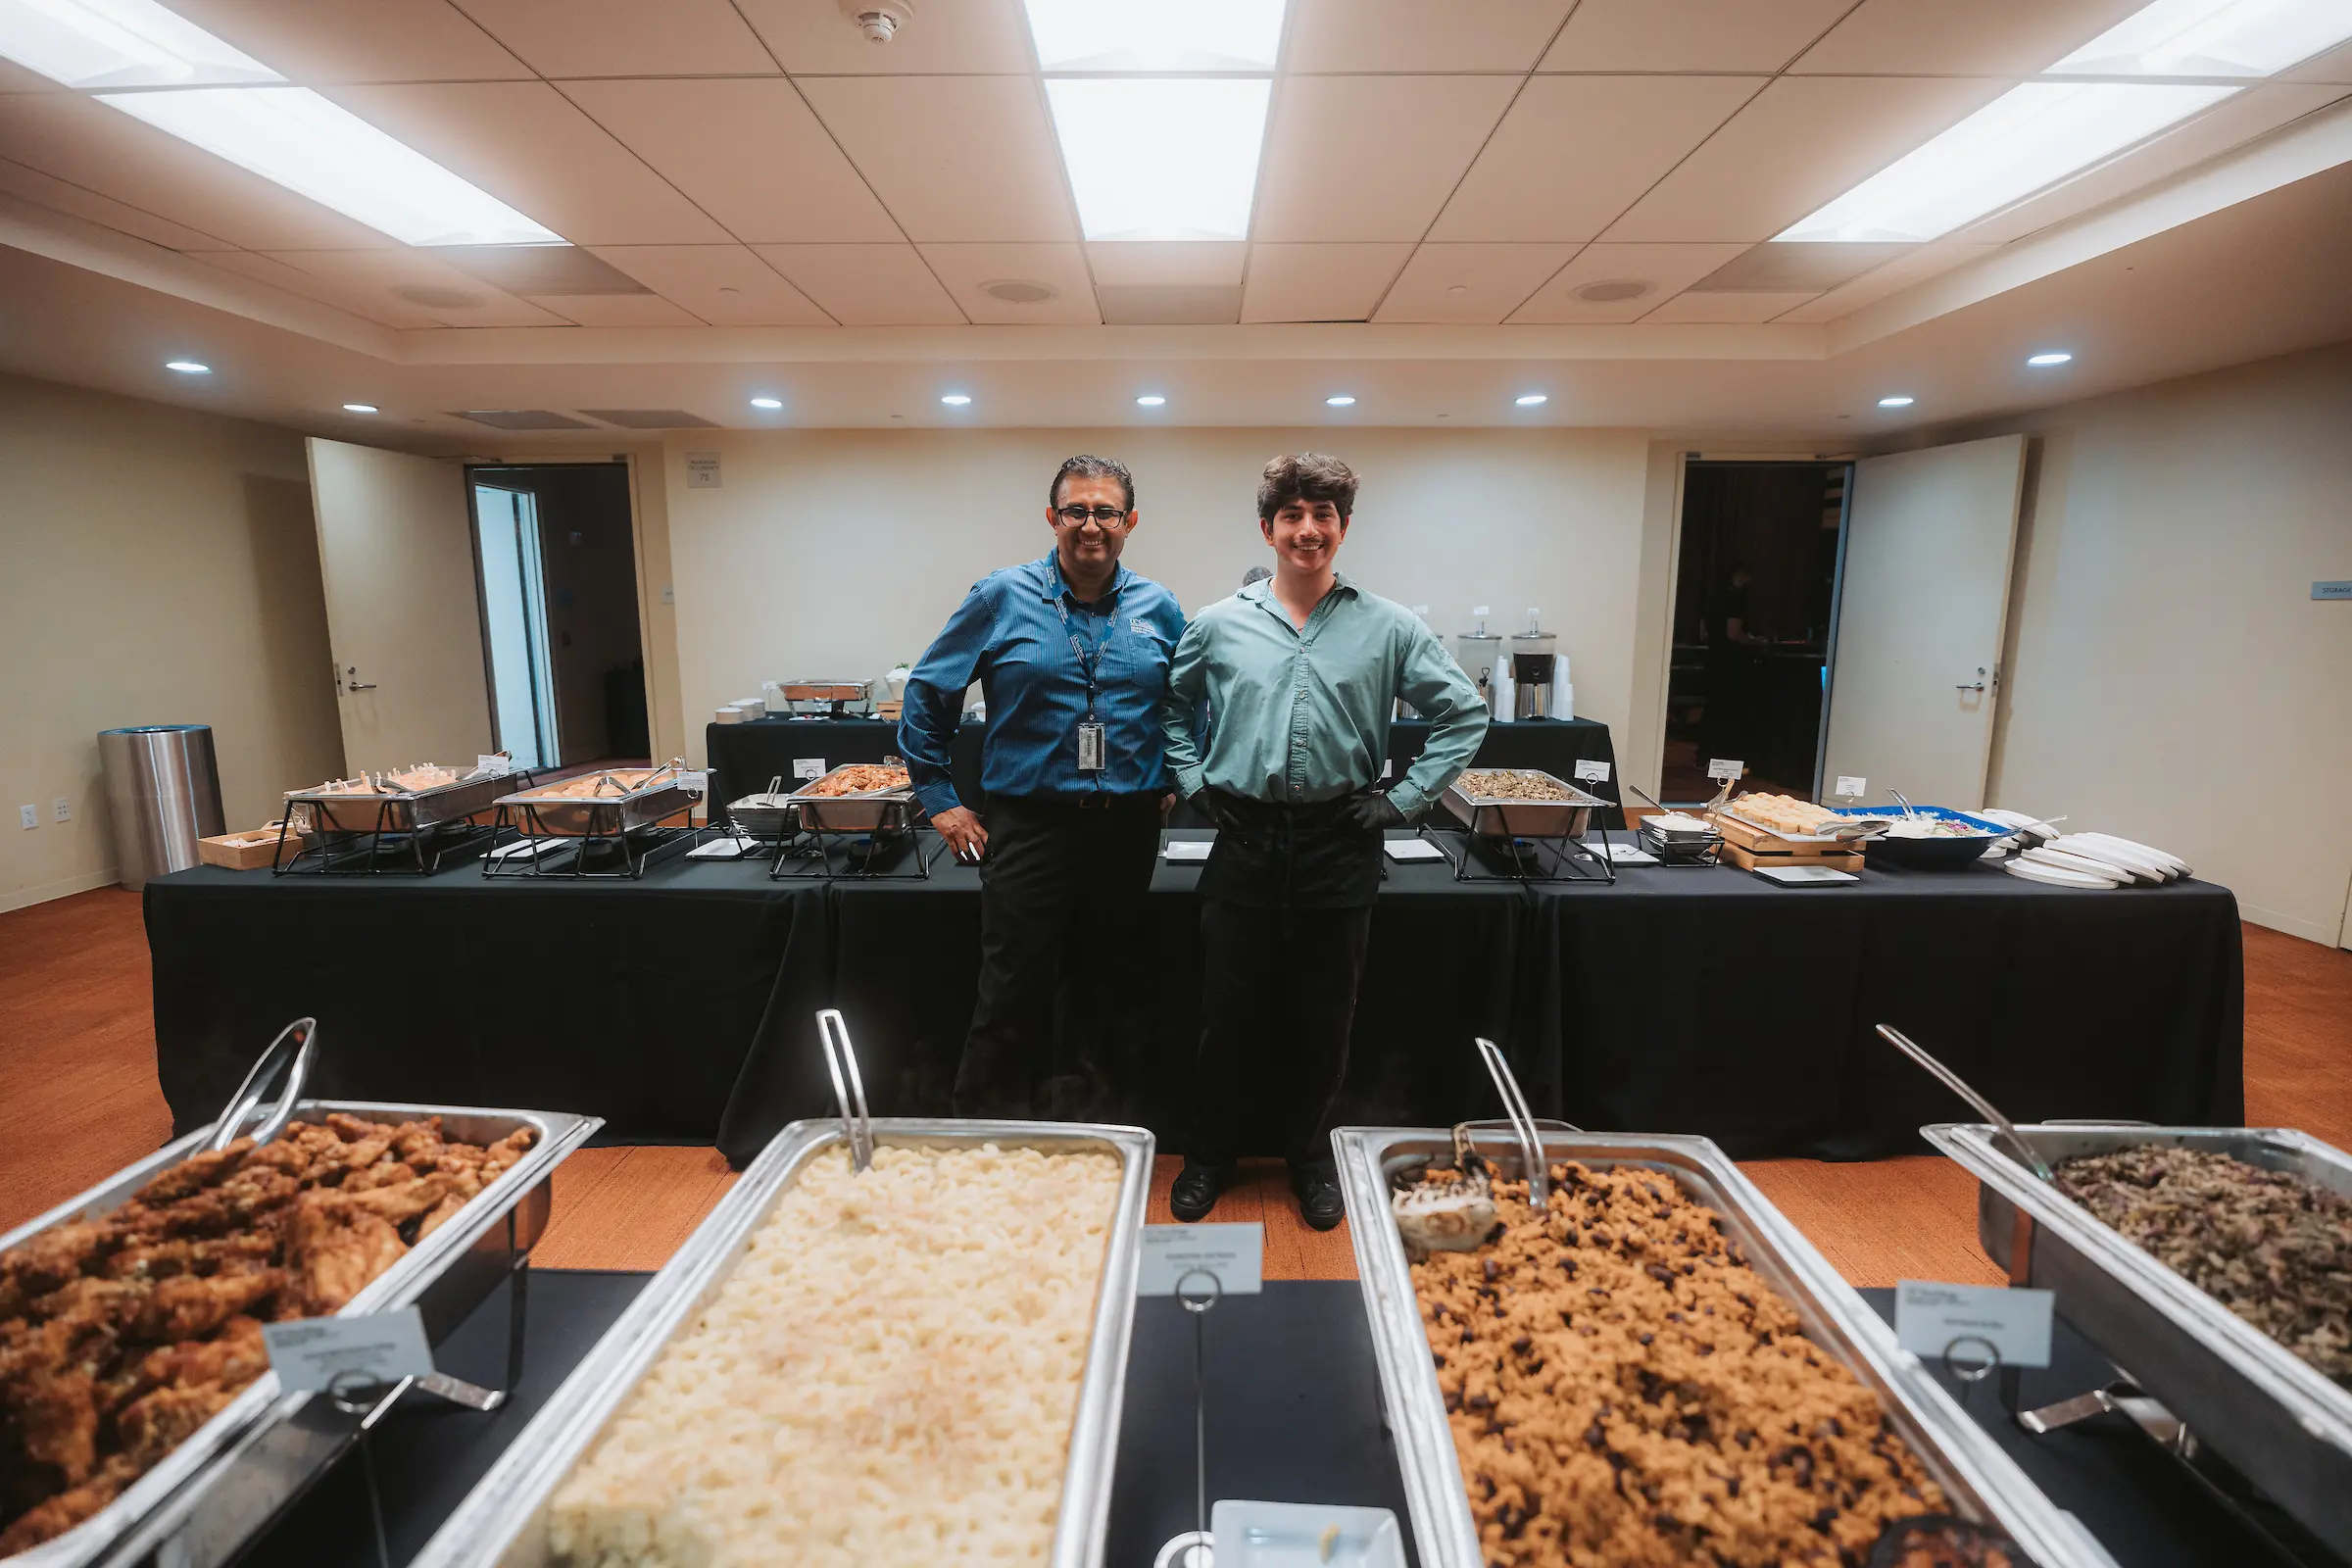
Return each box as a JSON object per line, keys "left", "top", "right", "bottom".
{"left": 788, "top": 762, "right": 916, "bottom": 833}
{"left": 1437, "top": 769, "right": 1605, "bottom": 839}
{"left": 0, "top": 1101, "right": 598, "bottom": 1568}
{"left": 1926, "top": 1120, "right": 2352, "bottom": 1555}
{"left": 774, "top": 678, "right": 871, "bottom": 717}
{"left": 722, "top": 776, "right": 798, "bottom": 840}
{"left": 410, "top": 1116, "right": 1153, "bottom": 1568}
{"left": 1336, "top": 1125, "right": 2108, "bottom": 1568}
{"left": 284, "top": 763, "right": 518, "bottom": 835}
{"left": 494, "top": 764, "right": 699, "bottom": 837}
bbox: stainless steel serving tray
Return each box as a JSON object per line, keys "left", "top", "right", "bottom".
{"left": 722, "top": 790, "right": 798, "bottom": 840}
{"left": 411, "top": 1117, "right": 1153, "bottom": 1568}
{"left": 788, "top": 764, "right": 916, "bottom": 832}
{"left": 0, "top": 1100, "right": 598, "bottom": 1568}
{"left": 1336, "top": 1126, "right": 2108, "bottom": 1568}
{"left": 1925, "top": 1120, "right": 2352, "bottom": 1555}
{"left": 496, "top": 774, "right": 699, "bottom": 837}
{"left": 1437, "top": 770, "right": 1605, "bottom": 839}
{"left": 287, "top": 770, "right": 514, "bottom": 834}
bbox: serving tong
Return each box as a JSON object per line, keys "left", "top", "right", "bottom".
{"left": 816, "top": 1007, "right": 874, "bottom": 1172}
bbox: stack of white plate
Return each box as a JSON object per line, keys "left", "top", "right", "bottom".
{"left": 2005, "top": 831, "right": 2190, "bottom": 889}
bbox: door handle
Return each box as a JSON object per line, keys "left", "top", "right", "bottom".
{"left": 344, "top": 665, "right": 377, "bottom": 692}
{"left": 1955, "top": 682, "right": 1985, "bottom": 692}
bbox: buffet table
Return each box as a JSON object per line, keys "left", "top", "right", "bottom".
{"left": 148, "top": 833, "right": 2242, "bottom": 1163}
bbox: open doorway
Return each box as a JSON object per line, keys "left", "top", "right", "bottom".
{"left": 1661, "top": 461, "right": 1849, "bottom": 803}
{"left": 466, "top": 463, "right": 649, "bottom": 771}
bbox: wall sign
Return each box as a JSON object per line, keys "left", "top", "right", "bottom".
{"left": 684, "top": 453, "right": 721, "bottom": 489}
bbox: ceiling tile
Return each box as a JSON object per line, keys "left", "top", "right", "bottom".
{"left": 1240, "top": 242, "right": 1413, "bottom": 321}
{"left": 2285, "top": 39, "right": 2352, "bottom": 82}
{"left": 1373, "top": 243, "right": 1577, "bottom": 322}
{"left": 1506, "top": 242, "right": 1746, "bottom": 321}
{"left": 0, "top": 94, "right": 393, "bottom": 250}
{"left": 1430, "top": 75, "right": 1763, "bottom": 242}
{"left": 1287, "top": 0, "right": 1575, "bottom": 72}
{"left": 736, "top": 0, "right": 1034, "bottom": 73}
{"left": 452, "top": 0, "right": 776, "bottom": 77}
{"left": 798, "top": 75, "right": 1074, "bottom": 242}
{"left": 917, "top": 242, "right": 1102, "bottom": 323}
{"left": 1600, "top": 75, "right": 2012, "bottom": 243}
{"left": 0, "top": 156, "right": 235, "bottom": 250}
{"left": 526, "top": 292, "right": 706, "bottom": 326}
{"left": 560, "top": 78, "right": 900, "bottom": 244}
{"left": 1252, "top": 76, "right": 1519, "bottom": 243}
{"left": 1641, "top": 289, "right": 1817, "bottom": 322}
{"left": 327, "top": 81, "right": 732, "bottom": 245}
{"left": 753, "top": 243, "right": 967, "bottom": 324}
{"left": 590, "top": 244, "right": 833, "bottom": 323}
{"left": 1688, "top": 240, "right": 1913, "bottom": 291}
{"left": 1772, "top": 239, "right": 1997, "bottom": 321}
{"left": 1791, "top": 0, "right": 2145, "bottom": 74}
{"left": 169, "top": 0, "right": 531, "bottom": 83}
{"left": 208, "top": 247, "right": 568, "bottom": 325}
{"left": 1087, "top": 241, "right": 1248, "bottom": 287}
{"left": 1542, "top": 0, "right": 1856, "bottom": 72}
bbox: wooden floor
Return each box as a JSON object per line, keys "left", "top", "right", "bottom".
{"left": 4, "top": 887, "right": 2345, "bottom": 1287}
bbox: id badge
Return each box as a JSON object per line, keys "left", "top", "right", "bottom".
{"left": 1076, "top": 721, "right": 1106, "bottom": 772}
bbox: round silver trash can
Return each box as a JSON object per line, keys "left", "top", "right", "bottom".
{"left": 99, "top": 724, "right": 225, "bottom": 891}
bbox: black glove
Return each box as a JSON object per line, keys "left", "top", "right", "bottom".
{"left": 1193, "top": 786, "right": 1250, "bottom": 836}
{"left": 1348, "top": 791, "right": 1407, "bottom": 831}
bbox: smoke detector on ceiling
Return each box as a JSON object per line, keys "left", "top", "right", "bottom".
{"left": 841, "top": 0, "right": 913, "bottom": 43}
{"left": 981, "top": 278, "right": 1056, "bottom": 304}
{"left": 1575, "top": 279, "right": 1651, "bottom": 303}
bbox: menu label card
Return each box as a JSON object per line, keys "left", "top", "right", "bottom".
{"left": 1895, "top": 1280, "right": 2051, "bottom": 1369}
{"left": 1706, "top": 758, "right": 1745, "bottom": 781}
{"left": 792, "top": 759, "right": 826, "bottom": 780}
{"left": 475, "top": 754, "right": 513, "bottom": 777}
{"left": 1139, "top": 1222, "right": 1262, "bottom": 1297}
{"left": 1836, "top": 776, "right": 1867, "bottom": 798}
{"left": 264, "top": 1307, "right": 434, "bottom": 1393}
{"left": 1574, "top": 760, "right": 1611, "bottom": 783}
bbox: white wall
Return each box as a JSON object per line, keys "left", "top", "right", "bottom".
{"left": 0, "top": 373, "right": 344, "bottom": 909}
{"left": 1966, "top": 341, "right": 2352, "bottom": 943}
{"left": 661, "top": 425, "right": 1654, "bottom": 766}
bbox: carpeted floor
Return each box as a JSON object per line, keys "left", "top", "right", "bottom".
{"left": 3, "top": 885, "right": 2343, "bottom": 1285}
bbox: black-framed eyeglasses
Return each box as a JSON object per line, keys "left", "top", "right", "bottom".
{"left": 1055, "top": 505, "right": 1129, "bottom": 527}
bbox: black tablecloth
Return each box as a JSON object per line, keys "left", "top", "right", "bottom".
{"left": 148, "top": 835, "right": 2241, "bottom": 1164}
{"left": 234, "top": 1269, "right": 2293, "bottom": 1568}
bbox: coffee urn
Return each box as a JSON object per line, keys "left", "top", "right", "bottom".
{"left": 1511, "top": 611, "right": 1559, "bottom": 719}
{"left": 1453, "top": 609, "right": 1502, "bottom": 713}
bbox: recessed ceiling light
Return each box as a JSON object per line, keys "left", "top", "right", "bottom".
{"left": 165, "top": 360, "right": 210, "bottom": 374}
{"left": 2026, "top": 351, "right": 2074, "bottom": 367}
{"left": 99, "top": 86, "right": 562, "bottom": 247}
{"left": 1775, "top": 81, "right": 2232, "bottom": 244}
{"left": 2052, "top": 0, "right": 2352, "bottom": 77}
{"left": 1515, "top": 393, "right": 1548, "bottom": 407}
{"left": 1325, "top": 395, "right": 1355, "bottom": 407}
{"left": 1021, "top": 0, "right": 1286, "bottom": 72}
{"left": 940, "top": 394, "right": 972, "bottom": 406}
{"left": 1135, "top": 394, "right": 1165, "bottom": 406}
{"left": 1045, "top": 77, "right": 1271, "bottom": 241}
{"left": 1878, "top": 395, "right": 1916, "bottom": 408}
{"left": 749, "top": 396, "right": 783, "bottom": 410}
{"left": 342, "top": 402, "right": 378, "bottom": 414}
{"left": 0, "top": 0, "right": 279, "bottom": 87}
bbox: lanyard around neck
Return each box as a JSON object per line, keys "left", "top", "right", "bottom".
{"left": 1052, "top": 591, "right": 1108, "bottom": 719}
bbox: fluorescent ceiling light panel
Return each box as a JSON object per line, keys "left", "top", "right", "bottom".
{"left": 98, "top": 87, "right": 562, "bottom": 246}
{"left": 342, "top": 402, "right": 377, "bottom": 412}
{"left": 1047, "top": 77, "right": 1270, "bottom": 241}
{"left": 2051, "top": 0, "right": 2352, "bottom": 77}
{"left": 1023, "top": 0, "right": 1285, "bottom": 72}
{"left": 0, "top": 0, "right": 277, "bottom": 87}
{"left": 1776, "top": 80, "right": 2232, "bottom": 242}
{"left": 2027, "top": 351, "right": 2074, "bottom": 366}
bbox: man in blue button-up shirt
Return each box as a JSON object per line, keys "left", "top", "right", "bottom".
{"left": 899, "top": 455, "right": 1186, "bottom": 1116}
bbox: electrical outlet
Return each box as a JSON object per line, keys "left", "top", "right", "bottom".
{"left": 17, "top": 805, "right": 36, "bottom": 830}
{"left": 53, "top": 798, "right": 72, "bottom": 822}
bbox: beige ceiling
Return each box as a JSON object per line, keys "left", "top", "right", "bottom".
{"left": 0, "top": 0, "right": 2348, "bottom": 435}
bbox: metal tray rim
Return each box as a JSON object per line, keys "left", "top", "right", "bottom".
{"left": 410, "top": 1116, "right": 1154, "bottom": 1568}
{"left": 1335, "top": 1125, "right": 2107, "bottom": 1568}
{"left": 0, "top": 1100, "right": 599, "bottom": 1568}
{"left": 1922, "top": 1121, "right": 2352, "bottom": 1446}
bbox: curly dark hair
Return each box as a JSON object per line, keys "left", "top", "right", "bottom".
{"left": 1257, "top": 452, "right": 1356, "bottom": 520}
{"left": 1050, "top": 454, "right": 1135, "bottom": 513}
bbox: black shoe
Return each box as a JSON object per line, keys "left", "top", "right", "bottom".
{"left": 1290, "top": 1165, "right": 1347, "bottom": 1232}
{"left": 1170, "top": 1162, "right": 1228, "bottom": 1223}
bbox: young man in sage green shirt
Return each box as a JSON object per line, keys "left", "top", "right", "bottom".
{"left": 1160, "top": 453, "right": 1488, "bottom": 1228}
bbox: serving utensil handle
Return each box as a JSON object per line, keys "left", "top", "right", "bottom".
{"left": 1876, "top": 1023, "right": 2054, "bottom": 1184}
{"left": 1474, "top": 1037, "right": 1551, "bottom": 1209}
{"left": 207, "top": 1016, "right": 318, "bottom": 1152}
{"left": 816, "top": 1008, "right": 874, "bottom": 1172}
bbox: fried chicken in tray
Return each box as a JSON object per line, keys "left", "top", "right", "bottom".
{"left": 0, "top": 1113, "right": 534, "bottom": 1553}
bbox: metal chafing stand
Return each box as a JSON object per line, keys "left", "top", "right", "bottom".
{"left": 765, "top": 761, "right": 940, "bottom": 880}
{"left": 276, "top": 760, "right": 527, "bottom": 876}
{"left": 1425, "top": 768, "right": 1616, "bottom": 884}
{"left": 0, "top": 1021, "right": 598, "bottom": 1568}
{"left": 409, "top": 1010, "right": 1152, "bottom": 1568}
{"left": 485, "top": 762, "right": 702, "bottom": 879}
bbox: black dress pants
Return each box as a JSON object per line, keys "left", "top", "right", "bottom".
{"left": 955, "top": 793, "right": 1161, "bottom": 1119}
{"left": 1190, "top": 899, "right": 1374, "bottom": 1172}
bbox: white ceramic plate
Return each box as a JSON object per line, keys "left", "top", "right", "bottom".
{"left": 2007, "top": 857, "right": 2117, "bottom": 889}
{"left": 1753, "top": 864, "right": 1859, "bottom": 886}
{"left": 2072, "top": 831, "right": 2189, "bottom": 877}
{"left": 2023, "top": 847, "right": 2130, "bottom": 884}
{"left": 2046, "top": 836, "right": 2166, "bottom": 884}
{"left": 1382, "top": 838, "right": 1447, "bottom": 862}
